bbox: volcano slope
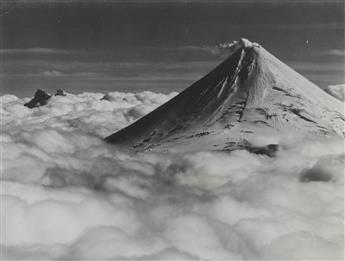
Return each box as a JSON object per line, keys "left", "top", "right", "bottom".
{"left": 105, "top": 39, "right": 344, "bottom": 153}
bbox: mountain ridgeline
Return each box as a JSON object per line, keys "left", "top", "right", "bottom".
{"left": 105, "top": 39, "right": 344, "bottom": 153}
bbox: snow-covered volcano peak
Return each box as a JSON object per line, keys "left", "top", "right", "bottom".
{"left": 218, "top": 38, "right": 260, "bottom": 54}
{"left": 105, "top": 40, "right": 344, "bottom": 152}
{"left": 238, "top": 38, "right": 259, "bottom": 48}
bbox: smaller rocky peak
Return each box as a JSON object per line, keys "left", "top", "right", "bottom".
{"left": 24, "top": 89, "right": 68, "bottom": 108}
{"left": 55, "top": 89, "right": 67, "bottom": 96}
{"left": 24, "top": 89, "right": 52, "bottom": 109}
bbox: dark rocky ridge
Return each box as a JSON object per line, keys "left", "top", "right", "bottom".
{"left": 24, "top": 89, "right": 67, "bottom": 109}
{"left": 105, "top": 43, "right": 251, "bottom": 146}
{"left": 24, "top": 89, "right": 52, "bottom": 109}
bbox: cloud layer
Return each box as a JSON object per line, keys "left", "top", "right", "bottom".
{"left": 1, "top": 91, "right": 344, "bottom": 260}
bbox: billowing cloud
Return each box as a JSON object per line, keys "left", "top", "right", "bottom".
{"left": 1, "top": 91, "right": 344, "bottom": 260}
{"left": 179, "top": 40, "right": 246, "bottom": 58}
{"left": 325, "top": 84, "right": 345, "bottom": 101}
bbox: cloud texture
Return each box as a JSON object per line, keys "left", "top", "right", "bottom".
{"left": 325, "top": 84, "right": 345, "bottom": 101}
{"left": 1, "top": 91, "right": 344, "bottom": 260}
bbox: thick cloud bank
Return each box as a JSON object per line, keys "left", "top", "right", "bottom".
{"left": 1, "top": 91, "right": 344, "bottom": 260}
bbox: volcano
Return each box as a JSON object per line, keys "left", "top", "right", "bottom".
{"left": 105, "top": 39, "right": 344, "bottom": 152}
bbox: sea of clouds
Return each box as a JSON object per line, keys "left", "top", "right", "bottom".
{"left": 1, "top": 90, "right": 344, "bottom": 260}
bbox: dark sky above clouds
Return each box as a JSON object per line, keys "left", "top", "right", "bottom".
{"left": 0, "top": 0, "right": 344, "bottom": 97}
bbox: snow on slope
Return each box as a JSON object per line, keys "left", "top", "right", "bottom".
{"left": 105, "top": 39, "right": 344, "bottom": 152}
{"left": 1, "top": 89, "right": 344, "bottom": 260}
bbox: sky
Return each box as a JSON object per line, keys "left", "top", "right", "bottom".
{"left": 0, "top": 0, "right": 344, "bottom": 97}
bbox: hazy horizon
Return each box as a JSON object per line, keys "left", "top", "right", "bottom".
{"left": 1, "top": 0, "right": 344, "bottom": 97}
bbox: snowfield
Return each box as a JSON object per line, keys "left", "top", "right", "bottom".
{"left": 1, "top": 91, "right": 344, "bottom": 260}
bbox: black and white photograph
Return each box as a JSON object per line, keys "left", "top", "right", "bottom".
{"left": 1, "top": 0, "right": 344, "bottom": 260}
